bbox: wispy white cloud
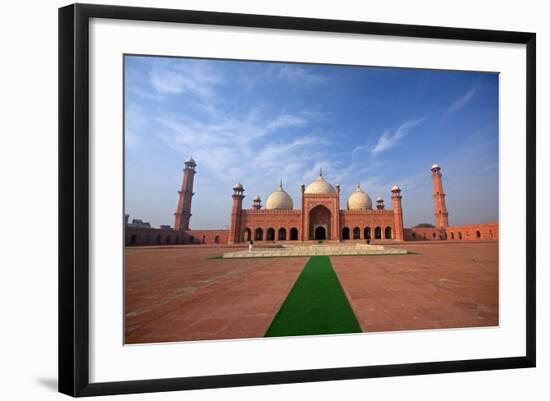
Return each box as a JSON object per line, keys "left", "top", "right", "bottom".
{"left": 237, "top": 65, "right": 327, "bottom": 92}
{"left": 371, "top": 117, "right": 427, "bottom": 155}
{"left": 153, "top": 107, "right": 326, "bottom": 192}
{"left": 150, "top": 61, "right": 223, "bottom": 99}
{"left": 252, "top": 136, "right": 321, "bottom": 168}
{"left": 265, "top": 114, "right": 308, "bottom": 132}
{"left": 446, "top": 84, "right": 480, "bottom": 115}
{"left": 276, "top": 65, "right": 326, "bottom": 84}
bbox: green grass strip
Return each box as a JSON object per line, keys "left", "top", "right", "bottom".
{"left": 265, "top": 256, "right": 361, "bottom": 337}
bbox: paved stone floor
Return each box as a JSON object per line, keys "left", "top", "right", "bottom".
{"left": 125, "top": 241, "right": 498, "bottom": 344}
{"left": 332, "top": 242, "right": 499, "bottom": 332}
{"left": 125, "top": 246, "right": 307, "bottom": 343}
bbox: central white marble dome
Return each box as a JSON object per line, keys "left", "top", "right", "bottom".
{"left": 265, "top": 182, "right": 294, "bottom": 210}
{"left": 347, "top": 183, "right": 373, "bottom": 210}
{"left": 304, "top": 173, "right": 336, "bottom": 194}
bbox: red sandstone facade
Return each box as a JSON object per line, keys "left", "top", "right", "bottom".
{"left": 223, "top": 177, "right": 404, "bottom": 244}
{"left": 125, "top": 160, "right": 498, "bottom": 246}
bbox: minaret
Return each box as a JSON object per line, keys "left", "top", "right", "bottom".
{"left": 174, "top": 157, "right": 196, "bottom": 231}
{"left": 228, "top": 182, "right": 245, "bottom": 244}
{"left": 300, "top": 183, "right": 306, "bottom": 241}
{"left": 335, "top": 183, "right": 341, "bottom": 242}
{"left": 391, "top": 185, "right": 404, "bottom": 241}
{"left": 376, "top": 196, "right": 385, "bottom": 210}
{"left": 431, "top": 163, "right": 449, "bottom": 229}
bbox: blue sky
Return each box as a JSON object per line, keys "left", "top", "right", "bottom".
{"left": 124, "top": 55, "right": 499, "bottom": 229}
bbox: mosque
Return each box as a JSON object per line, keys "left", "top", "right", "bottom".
{"left": 225, "top": 171, "right": 404, "bottom": 243}
{"left": 125, "top": 157, "right": 498, "bottom": 246}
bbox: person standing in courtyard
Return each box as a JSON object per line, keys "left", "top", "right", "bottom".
{"left": 249, "top": 240, "right": 253, "bottom": 252}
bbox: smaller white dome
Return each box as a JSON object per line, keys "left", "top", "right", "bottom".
{"left": 431, "top": 163, "right": 440, "bottom": 170}
{"left": 391, "top": 185, "right": 400, "bottom": 192}
{"left": 265, "top": 183, "right": 294, "bottom": 210}
{"left": 347, "top": 183, "right": 372, "bottom": 210}
{"left": 253, "top": 195, "right": 261, "bottom": 202}
{"left": 233, "top": 182, "right": 244, "bottom": 191}
{"left": 376, "top": 196, "right": 384, "bottom": 202}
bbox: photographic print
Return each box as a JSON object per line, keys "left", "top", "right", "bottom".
{"left": 123, "top": 55, "right": 499, "bottom": 344}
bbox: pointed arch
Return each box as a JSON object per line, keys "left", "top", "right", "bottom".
{"left": 342, "top": 227, "right": 350, "bottom": 240}
{"left": 308, "top": 205, "right": 332, "bottom": 240}
{"left": 364, "top": 226, "right": 371, "bottom": 239}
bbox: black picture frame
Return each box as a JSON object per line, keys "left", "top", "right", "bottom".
{"left": 58, "top": 3, "right": 536, "bottom": 397}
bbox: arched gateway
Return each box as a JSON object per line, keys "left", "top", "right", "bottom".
{"left": 309, "top": 205, "right": 331, "bottom": 240}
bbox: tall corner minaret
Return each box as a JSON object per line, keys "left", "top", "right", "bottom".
{"left": 174, "top": 157, "right": 197, "bottom": 231}
{"left": 228, "top": 182, "right": 245, "bottom": 244}
{"left": 431, "top": 163, "right": 449, "bottom": 229}
{"left": 391, "top": 185, "right": 404, "bottom": 241}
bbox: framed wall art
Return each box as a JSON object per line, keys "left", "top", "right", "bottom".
{"left": 58, "top": 3, "right": 536, "bottom": 397}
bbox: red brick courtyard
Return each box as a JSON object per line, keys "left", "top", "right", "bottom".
{"left": 125, "top": 242, "right": 498, "bottom": 344}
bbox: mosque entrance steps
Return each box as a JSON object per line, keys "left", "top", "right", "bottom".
{"left": 222, "top": 243, "right": 407, "bottom": 258}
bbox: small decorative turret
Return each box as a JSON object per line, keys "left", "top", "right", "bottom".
{"left": 252, "top": 195, "right": 262, "bottom": 209}
{"left": 376, "top": 196, "right": 385, "bottom": 210}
